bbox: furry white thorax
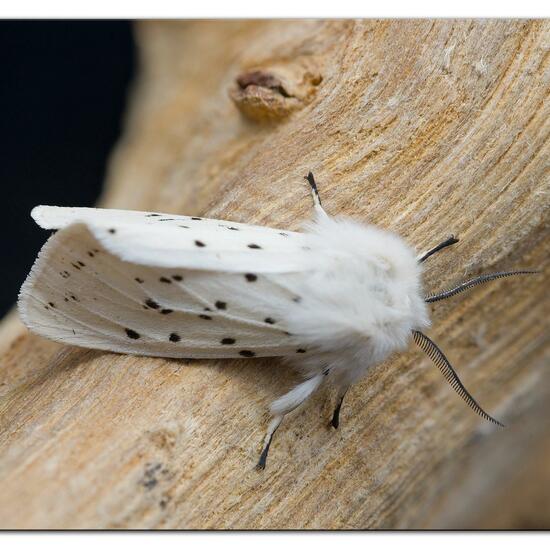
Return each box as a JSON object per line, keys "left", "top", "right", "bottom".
{"left": 271, "top": 213, "right": 430, "bottom": 386}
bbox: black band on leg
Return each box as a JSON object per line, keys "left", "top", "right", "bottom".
{"left": 418, "top": 235, "right": 459, "bottom": 263}
{"left": 257, "top": 432, "right": 276, "bottom": 470}
{"left": 331, "top": 392, "right": 347, "bottom": 429}
{"left": 304, "top": 172, "right": 322, "bottom": 205}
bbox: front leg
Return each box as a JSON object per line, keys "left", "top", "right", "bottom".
{"left": 304, "top": 172, "right": 329, "bottom": 218}
{"left": 257, "top": 372, "right": 326, "bottom": 470}
{"left": 331, "top": 386, "right": 349, "bottom": 429}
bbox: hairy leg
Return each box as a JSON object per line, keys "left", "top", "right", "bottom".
{"left": 304, "top": 172, "right": 329, "bottom": 218}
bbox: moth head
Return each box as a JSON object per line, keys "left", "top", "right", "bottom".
{"left": 413, "top": 235, "right": 538, "bottom": 426}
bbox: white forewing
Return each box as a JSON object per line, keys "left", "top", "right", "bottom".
{"left": 31, "top": 206, "right": 309, "bottom": 272}
{"left": 18, "top": 208, "right": 314, "bottom": 359}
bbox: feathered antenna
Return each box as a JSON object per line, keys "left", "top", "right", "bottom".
{"left": 425, "top": 270, "right": 538, "bottom": 303}
{"left": 412, "top": 330, "right": 504, "bottom": 427}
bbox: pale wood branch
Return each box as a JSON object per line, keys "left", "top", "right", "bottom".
{"left": 0, "top": 20, "right": 548, "bottom": 529}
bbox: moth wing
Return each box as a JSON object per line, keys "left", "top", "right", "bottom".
{"left": 18, "top": 221, "right": 307, "bottom": 359}
{"left": 31, "top": 205, "right": 310, "bottom": 273}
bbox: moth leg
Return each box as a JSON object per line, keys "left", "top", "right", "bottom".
{"left": 304, "top": 172, "right": 329, "bottom": 218}
{"left": 257, "top": 373, "right": 325, "bottom": 470}
{"left": 331, "top": 386, "right": 349, "bottom": 429}
{"left": 417, "top": 235, "right": 459, "bottom": 263}
{"left": 257, "top": 415, "right": 283, "bottom": 470}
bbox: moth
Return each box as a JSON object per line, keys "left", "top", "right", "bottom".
{"left": 18, "top": 173, "right": 535, "bottom": 469}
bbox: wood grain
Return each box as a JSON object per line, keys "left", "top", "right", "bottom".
{"left": 0, "top": 20, "right": 548, "bottom": 529}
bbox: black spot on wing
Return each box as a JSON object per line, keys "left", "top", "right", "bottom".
{"left": 169, "top": 333, "right": 181, "bottom": 342}
{"left": 145, "top": 298, "right": 160, "bottom": 309}
{"left": 108, "top": 228, "right": 116, "bottom": 234}
{"left": 247, "top": 243, "right": 261, "bottom": 249}
{"left": 215, "top": 301, "right": 227, "bottom": 310}
{"left": 159, "top": 277, "right": 171, "bottom": 284}
{"left": 161, "top": 309, "right": 173, "bottom": 315}
{"left": 125, "top": 328, "right": 140, "bottom": 339}
{"left": 264, "top": 317, "right": 276, "bottom": 324}
{"left": 172, "top": 275, "right": 183, "bottom": 281}
{"left": 239, "top": 350, "right": 255, "bottom": 357}
{"left": 194, "top": 240, "right": 206, "bottom": 247}
{"left": 199, "top": 314, "right": 212, "bottom": 320}
{"left": 221, "top": 338, "right": 236, "bottom": 345}
{"left": 135, "top": 277, "right": 144, "bottom": 284}
{"left": 191, "top": 217, "right": 202, "bottom": 221}
{"left": 245, "top": 273, "right": 257, "bottom": 282}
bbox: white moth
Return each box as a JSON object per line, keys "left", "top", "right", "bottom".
{"left": 18, "top": 173, "right": 536, "bottom": 468}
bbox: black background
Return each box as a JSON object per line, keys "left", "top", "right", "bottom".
{"left": 0, "top": 21, "right": 135, "bottom": 317}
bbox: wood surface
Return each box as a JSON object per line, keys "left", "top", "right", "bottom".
{"left": 0, "top": 19, "right": 548, "bottom": 529}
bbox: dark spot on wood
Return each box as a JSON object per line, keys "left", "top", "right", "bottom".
{"left": 239, "top": 350, "right": 255, "bottom": 357}
{"left": 195, "top": 240, "right": 206, "bottom": 247}
{"left": 135, "top": 277, "right": 144, "bottom": 284}
{"left": 247, "top": 243, "right": 261, "bottom": 249}
{"left": 172, "top": 275, "right": 183, "bottom": 281}
{"left": 159, "top": 498, "right": 170, "bottom": 509}
{"left": 159, "top": 277, "right": 171, "bottom": 283}
{"left": 221, "top": 338, "right": 236, "bottom": 345}
{"left": 169, "top": 333, "right": 181, "bottom": 342}
{"left": 125, "top": 328, "right": 140, "bottom": 339}
{"left": 245, "top": 273, "right": 257, "bottom": 282}
{"left": 296, "top": 348, "right": 307, "bottom": 353}
{"left": 215, "top": 300, "right": 227, "bottom": 310}
{"left": 145, "top": 298, "right": 160, "bottom": 309}
{"left": 161, "top": 309, "right": 173, "bottom": 315}
{"left": 199, "top": 314, "right": 212, "bottom": 320}
{"left": 264, "top": 317, "right": 276, "bottom": 324}
{"left": 108, "top": 228, "right": 116, "bottom": 234}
